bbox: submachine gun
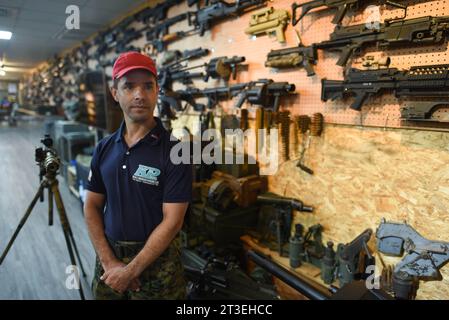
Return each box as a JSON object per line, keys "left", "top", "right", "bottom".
{"left": 376, "top": 219, "right": 449, "bottom": 299}
{"left": 257, "top": 193, "right": 313, "bottom": 257}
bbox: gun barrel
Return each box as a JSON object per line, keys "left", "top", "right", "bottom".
{"left": 223, "top": 56, "right": 246, "bottom": 64}
{"left": 183, "top": 47, "right": 210, "bottom": 59}
{"left": 172, "top": 71, "right": 204, "bottom": 80}
{"left": 294, "top": 201, "right": 313, "bottom": 212}
{"left": 269, "top": 82, "right": 296, "bottom": 92}
{"left": 247, "top": 250, "right": 330, "bottom": 300}
{"left": 257, "top": 193, "right": 312, "bottom": 212}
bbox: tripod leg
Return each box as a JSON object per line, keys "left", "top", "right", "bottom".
{"left": 61, "top": 227, "right": 85, "bottom": 300}
{"left": 51, "top": 182, "right": 87, "bottom": 277}
{"left": 0, "top": 181, "right": 46, "bottom": 265}
{"left": 48, "top": 187, "right": 53, "bottom": 226}
{"left": 51, "top": 180, "right": 87, "bottom": 300}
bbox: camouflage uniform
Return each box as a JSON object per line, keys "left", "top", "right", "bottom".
{"left": 92, "top": 237, "right": 186, "bottom": 300}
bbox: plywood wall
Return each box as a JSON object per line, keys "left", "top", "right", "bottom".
{"left": 269, "top": 123, "right": 449, "bottom": 299}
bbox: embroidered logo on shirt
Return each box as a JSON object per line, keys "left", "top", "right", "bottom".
{"left": 132, "top": 165, "right": 161, "bottom": 186}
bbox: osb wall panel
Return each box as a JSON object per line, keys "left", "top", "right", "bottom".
{"left": 269, "top": 123, "right": 449, "bottom": 299}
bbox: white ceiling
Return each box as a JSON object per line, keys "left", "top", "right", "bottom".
{"left": 0, "top": 0, "right": 147, "bottom": 81}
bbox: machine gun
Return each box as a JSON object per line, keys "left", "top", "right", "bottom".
{"left": 158, "top": 47, "right": 210, "bottom": 89}
{"left": 376, "top": 219, "right": 449, "bottom": 300}
{"left": 257, "top": 193, "right": 313, "bottom": 257}
{"left": 136, "top": 0, "right": 183, "bottom": 24}
{"left": 314, "top": 15, "right": 449, "bottom": 67}
{"left": 291, "top": 0, "right": 408, "bottom": 26}
{"left": 233, "top": 79, "right": 296, "bottom": 111}
{"left": 244, "top": 7, "right": 290, "bottom": 43}
{"left": 265, "top": 30, "right": 317, "bottom": 76}
{"left": 336, "top": 229, "right": 374, "bottom": 287}
{"left": 205, "top": 56, "right": 246, "bottom": 81}
{"left": 321, "top": 64, "right": 449, "bottom": 111}
{"left": 147, "top": 30, "right": 200, "bottom": 54}
{"left": 174, "top": 84, "right": 246, "bottom": 111}
{"left": 189, "top": 0, "right": 268, "bottom": 36}
{"left": 115, "top": 28, "right": 144, "bottom": 52}
{"left": 159, "top": 88, "right": 206, "bottom": 113}
{"left": 165, "top": 77, "right": 292, "bottom": 113}
{"left": 145, "top": 12, "right": 191, "bottom": 40}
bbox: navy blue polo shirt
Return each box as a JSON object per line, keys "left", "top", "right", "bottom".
{"left": 86, "top": 117, "right": 192, "bottom": 241}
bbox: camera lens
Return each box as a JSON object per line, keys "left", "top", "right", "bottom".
{"left": 44, "top": 152, "right": 59, "bottom": 173}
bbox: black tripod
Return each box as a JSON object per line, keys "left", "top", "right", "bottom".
{"left": 0, "top": 135, "right": 86, "bottom": 300}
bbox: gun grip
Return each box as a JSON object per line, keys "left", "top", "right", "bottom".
{"left": 351, "top": 91, "right": 369, "bottom": 111}
{"left": 303, "top": 60, "right": 316, "bottom": 77}
{"left": 231, "top": 65, "right": 237, "bottom": 80}
{"left": 332, "top": 3, "right": 349, "bottom": 25}
{"left": 276, "top": 27, "right": 286, "bottom": 43}
{"left": 234, "top": 92, "right": 247, "bottom": 109}
{"left": 272, "top": 95, "right": 280, "bottom": 112}
{"left": 337, "top": 44, "right": 358, "bottom": 67}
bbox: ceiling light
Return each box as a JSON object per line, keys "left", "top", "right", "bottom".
{"left": 0, "top": 31, "right": 12, "bottom": 40}
{"left": 0, "top": 70, "right": 6, "bottom": 76}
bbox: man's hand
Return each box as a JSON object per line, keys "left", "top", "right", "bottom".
{"left": 101, "top": 260, "right": 141, "bottom": 293}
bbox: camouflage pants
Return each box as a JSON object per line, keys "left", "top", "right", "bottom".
{"left": 92, "top": 238, "right": 186, "bottom": 300}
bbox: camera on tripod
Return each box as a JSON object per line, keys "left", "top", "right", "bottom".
{"left": 35, "top": 134, "right": 60, "bottom": 175}
{"left": 0, "top": 133, "right": 87, "bottom": 299}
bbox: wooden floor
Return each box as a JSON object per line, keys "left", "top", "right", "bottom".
{"left": 0, "top": 118, "right": 95, "bottom": 300}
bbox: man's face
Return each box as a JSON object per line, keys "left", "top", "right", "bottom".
{"left": 110, "top": 69, "right": 158, "bottom": 123}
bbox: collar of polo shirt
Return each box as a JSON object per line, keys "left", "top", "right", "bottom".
{"left": 115, "top": 117, "right": 163, "bottom": 146}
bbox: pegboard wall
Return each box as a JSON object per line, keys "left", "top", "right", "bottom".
{"left": 24, "top": 0, "right": 449, "bottom": 131}
{"left": 295, "top": 0, "right": 449, "bottom": 128}
{"left": 100, "top": 0, "right": 449, "bottom": 130}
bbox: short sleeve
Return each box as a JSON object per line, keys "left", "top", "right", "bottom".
{"left": 163, "top": 148, "right": 192, "bottom": 203}
{"left": 85, "top": 142, "right": 106, "bottom": 194}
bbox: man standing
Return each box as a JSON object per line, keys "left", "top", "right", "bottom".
{"left": 84, "top": 52, "right": 191, "bottom": 299}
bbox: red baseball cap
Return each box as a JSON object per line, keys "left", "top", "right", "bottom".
{"left": 112, "top": 51, "right": 157, "bottom": 80}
